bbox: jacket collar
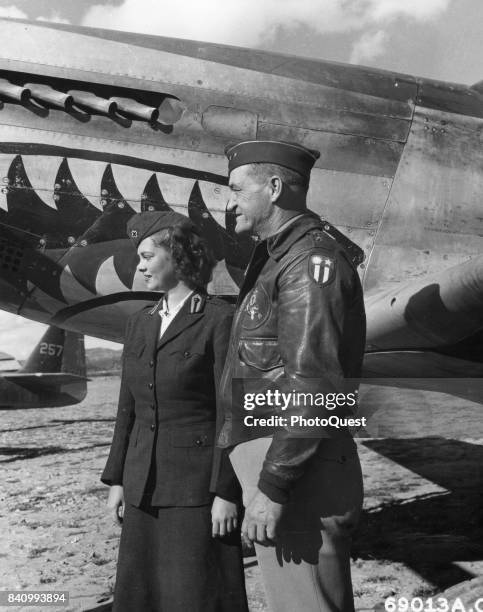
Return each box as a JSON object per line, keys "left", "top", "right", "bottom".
{"left": 144, "top": 291, "right": 207, "bottom": 353}
{"left": 265, "top": 211, "right": 324, "bottom": 261}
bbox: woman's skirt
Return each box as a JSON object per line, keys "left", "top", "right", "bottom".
{"left": 112, "top": 501, "right": 248, "bottom": 612}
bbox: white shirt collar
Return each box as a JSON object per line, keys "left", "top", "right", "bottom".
{"left": 159, "top": 290, "right": 193, "bottom": 319}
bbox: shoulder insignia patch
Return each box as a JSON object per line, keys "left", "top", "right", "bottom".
{"left": 308, "top": 252, "right": 336, "bottom": 286}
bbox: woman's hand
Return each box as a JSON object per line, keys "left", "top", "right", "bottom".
{"left": 211, "top": 496, "right": 238, "bottom": 537}
{"left": 107, "top": 485, "right": 125, "bottom": 526}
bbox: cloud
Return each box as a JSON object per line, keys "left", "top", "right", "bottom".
{"left": 81, "top": 0, "right": 452, "bottom": 47}
{"left": 350, "top": 29, "right": 387, "bottom": 64}
{"left": 0, "top": 313, "right": 46, "bottom": 360}
{"left": 0, "top": 312, "right": 120, "bottom": 360}
{"left": 37, "top": 14, "right": 71, "bottom": 24}
{"left": 0, "top": 6, "right": 27, "bottom": 19}
{"left": 367, "top": 0, "right": 452, "bottom": 21}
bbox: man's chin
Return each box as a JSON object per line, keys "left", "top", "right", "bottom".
{"left": 234, "top": 220, "right": 252, "bottom": 235}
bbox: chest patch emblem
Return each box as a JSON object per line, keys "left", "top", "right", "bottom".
{"left": 308, "top": 253, "right": 336, "bottom": 286}
{"left": 242, "top": 285, "right": 270, "bottom": 329}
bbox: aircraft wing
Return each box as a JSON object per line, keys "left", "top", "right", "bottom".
{"left": 364, "top": 255, "right": 483, "bottom": 402}
{"left": 362, "top": 352, "right": 483, "bottom": 403}
{"left": 2, "top": 372, "right": 89, "bottom": 386}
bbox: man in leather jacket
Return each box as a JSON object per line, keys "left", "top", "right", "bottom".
{"left": 217, "top": 140, "right": 366, "bottom": 612}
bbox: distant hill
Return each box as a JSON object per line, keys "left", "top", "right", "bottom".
{"left": 86, "top": 347, "right": 122, "bottom": 375}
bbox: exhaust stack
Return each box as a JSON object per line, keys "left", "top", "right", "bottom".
{"left": 69, "top": 90, "right": 117, "bottom": 115}
{"left": 25, "top": 83, "right": 73, "bottom": 109}
{"left": 0, "top": 78, "right": 30, "bottom": 102}
{"left": 110, "top": 96, "right": 159, "bottom": 122}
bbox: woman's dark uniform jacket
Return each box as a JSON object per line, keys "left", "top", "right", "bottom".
{"left": 101, "top": 292, "right": 240, "bottom": 506}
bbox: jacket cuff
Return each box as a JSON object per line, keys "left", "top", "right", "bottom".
{"left": 210, "top": 447, "right": 242, "bottom": 502}
{"left": 212, "top": 485, "right": 241, "bottom": 503}
{"left": 258, "top": 471, "right": 291, "bottom": 504}
{"left": 100, "top": 476, "right": 122, "bottom": 486}
{"left": 211, "top": 476, "right": 242, "bottom": 503}
{"left": 100, "top": 466, "right": 123, "bottom": 487}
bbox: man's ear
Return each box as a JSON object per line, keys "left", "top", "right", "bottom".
{"left": 269, "top": 175, "right": 283, "bottom": 203}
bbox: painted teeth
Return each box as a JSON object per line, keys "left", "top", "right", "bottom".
{"left": 1, "top": 153, "right": 251, "bottom": 300}
{"left": 0, "top": 154, "right": 230, "bottom": 215}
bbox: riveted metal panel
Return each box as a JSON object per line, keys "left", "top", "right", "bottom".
{"left": 257, "top": 102, "right": 411, "bottom": 142}
{"left": 0, "top": 101, "right": 225, "bottom": 157}
{"left": 271, "top": 58, "right": 418, "bottom": 105}
{"left": 258, "top": 123, "right": 404, "bottom": 178}
{"left": 364, "top": 107, "right": 483, "bottom": 293}
{"left": 0, "top": 20, "right": 415, "bottom": 121}
{"left": 307, "top": 168, "right": 392, "bottom": 272}
{"left": 418, "top": 81, "right": 483, "bottom": 119}
{"left": 5, "top": 20, "right": 419, "bottom": 106}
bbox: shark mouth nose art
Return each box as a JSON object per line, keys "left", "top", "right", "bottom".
{"left": 0, "top": 149, "right": 255, "bottom": 306}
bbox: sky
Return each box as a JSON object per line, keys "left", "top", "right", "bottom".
{"left": 0, "top": 0, "right": 482, "bottom": 357}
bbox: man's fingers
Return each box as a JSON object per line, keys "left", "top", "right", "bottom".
{"left": 242, "top": 530, "right": 252, "bottom": 546}
{"left": 247, "top": 523, "right": 257, "bottom": 543}
{"left": 256, "top": 523, "right": 267, "bottom": 543}
{"left": 266, "top": 520, "right": 277, "bottom": 541}
{"left": 219, "top": 520, "right": 227, "bottom": 537}
{"left": 241, "top": 517, "right": 249, "bottom": 545}
{"left": 212, "top": 519, "right": 220, "bottom": 537}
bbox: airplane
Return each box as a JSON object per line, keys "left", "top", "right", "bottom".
{"left": 0, "top": 17, "right": 481, "bottom": 401}
{"left": 0, "top": 323, "right": 88, "bottom": 408}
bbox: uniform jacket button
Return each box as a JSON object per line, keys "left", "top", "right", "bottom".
{"left": 148, "top": 382, "right": 153, "bottom": 389}
{"left": 150, "top": 423, "right": 155, "bottom": 431}
{"left": 149, "top": 360, "right": 154, "bottom": 367}
{"left": 183, "top": 351, "right": 190, "bottom": 358}
{"left": 195, "top": 438, "right": 203, "bottom": 446}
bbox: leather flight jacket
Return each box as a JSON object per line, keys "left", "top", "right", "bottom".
{"left": 217, "top": 212, "right": 366, "bottom": 502}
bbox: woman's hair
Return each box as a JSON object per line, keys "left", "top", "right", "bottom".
{"left": 149, "top": 224, "right": 216, "bottom": 291}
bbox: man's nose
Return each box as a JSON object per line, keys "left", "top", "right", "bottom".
{"left": 226, "top": 196, "right": 236, "bottom": 212}
{"left": 137, "top": 259, "right": 146, "bottom": 272}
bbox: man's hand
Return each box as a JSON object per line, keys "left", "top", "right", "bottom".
{"left": 107, "top": 485, "right": 124, "bottom": 526}
{"left": 242, "top": 489, "right": 283, "bottom": 545}
{"left": 211, "top": 496, "right": 238, "bottom": 537}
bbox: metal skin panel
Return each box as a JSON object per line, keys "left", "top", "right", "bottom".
{"left": 0, "top": 20, "right": 415, "bottom": 121}
{"left": 258, "top": 123, "right": 404, "bottom": 177}
{"left": 308, "top": 171, "right": 391, "bottom": 229}
{"left": 418, "top": 81, "right": 483, "bottom": 120}
{"left": 307, "top": 168, "right": 392, "bottom": 275}
{"left": 0, "top": 88, "right": 411, "bottom": 161}
{"left": 363, "top": 107, "right": 483, "bottom": 294}
{"left": 10, "top": 20, "right": 419, "bottom": 104}
{"left": 257, "top": 103, "right": 411, "bottom": 142}
{"left": 365, "top": 255, "right": 483, "bottom": 351}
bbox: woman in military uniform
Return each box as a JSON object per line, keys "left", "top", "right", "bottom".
{"left": 101, "top": 211, "right": 248, "bottom": 612}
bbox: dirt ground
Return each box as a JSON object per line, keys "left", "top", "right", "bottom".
{"left": 1, "top": 377, "right": 482, "bottom": 611}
